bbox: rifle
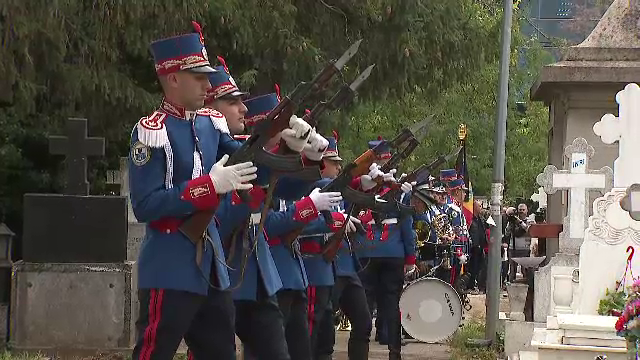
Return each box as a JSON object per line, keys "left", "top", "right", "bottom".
{"left": 278, "top": 138, "right": 396, "bottom": 249}
{"left": 387, "top": 146, "right": 463, "bottom": 215}
{"left": 178, "top": 40, "right": 362, "bottom": 252}
{"left": 321, "top": 120, "right": 431, "bottom": 262}
{"left": 255, "top": 65, "right": 376, "bottom": 243}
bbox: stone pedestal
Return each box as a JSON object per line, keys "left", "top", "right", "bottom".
{"left": 9, "top": 262, "right": 137, "bottom": 354}
{"left": 508, "top": 283, "right": 529, "bottom": 321}
{"left": 528, "top": 314, "right": 627, "bottom": 360}
{"left": 534, "top": 254, "right": 579, "bottom": 322}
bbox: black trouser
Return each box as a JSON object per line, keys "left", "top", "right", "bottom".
{"left": 316, "top": 276, "right": 371, "bottom": 360}
{"left": 307, "top": 285, "right": 332, "bottom": 358}
{"left": 469, "top": 246, "right": 484, "bottom": 289}
{"left": 236, "top": 280, "right": 290, "bottom": 360}
{"left": 359, "top": 257, "right": 404, "bottom": 356}
{"left": 132, "top": 287, "right": 236, "bottom": 360}
{"left": 277, "top": 289, "right": 312, "bottom": 360}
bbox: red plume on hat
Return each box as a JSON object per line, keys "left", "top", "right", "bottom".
{"left": 191, "top": 21, "right": 204, "bottom": 44}
{"left": 274, "top": 84, "right": 281, "bottom": 101}
{"left": 333, "top": 130, "right": 340, "bottom": 142}
{"left": 217, "top": 55, "right": 229, "bottom": 73}
{"left": 304, "top": 109, "right": 311, "bottom": 115}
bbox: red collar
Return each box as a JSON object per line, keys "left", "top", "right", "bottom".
{"left": 158, "top": 98, "right": 196, "bottom": 120}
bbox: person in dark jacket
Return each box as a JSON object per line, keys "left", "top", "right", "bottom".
{"left": 468, "top": 201, "right": 488, "bottom": 293}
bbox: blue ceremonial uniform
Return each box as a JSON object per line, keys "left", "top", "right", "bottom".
{"left": 268, "top": 199, "right": 309, "bottom": 291}
{"left": 130, "top": 24, "right": 239, "bottom": 360}
{"left": 356, "top": 189, "right": 416, "bottom": 264}
{"left": 130, "top": 102, "right": 242, "bottom": 294}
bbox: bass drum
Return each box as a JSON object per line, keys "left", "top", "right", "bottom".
{"left": 399, "top": 277, "right": 462, "bottom": 343}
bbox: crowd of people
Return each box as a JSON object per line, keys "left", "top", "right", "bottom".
{"left": 127, "top": 23, "right": 542, "bottom": 360}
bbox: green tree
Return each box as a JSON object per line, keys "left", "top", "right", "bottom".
{"left": 0, "top": 0, "right": 540, "bottom": 244}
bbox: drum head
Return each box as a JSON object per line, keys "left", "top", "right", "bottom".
{"left": 400, "top": 277, "right": 462, "bottom": 343}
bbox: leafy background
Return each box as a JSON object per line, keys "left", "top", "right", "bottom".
{"left": 1, "top": 0, "right": 590, "bottom": 255}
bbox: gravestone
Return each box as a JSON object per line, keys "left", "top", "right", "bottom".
{"left": 48, "top": 118, "right": 105, "bottom": 196}
{"left": 530, "top": 0, "right": 640, "bottom": 261}
{"left": 533, "top": 137, "right": 612, "bottom": 322}
{"left": 576, "top": 83, "right": 640, "bottom": 315}
{"left": 12, "top": 117, "right": 135, "bottom": 354}
{"left": 22, "top": 118, "right": 127, "bottom": 263}
{"left": 536, "top": 137, "right": 613, "bottom": 254}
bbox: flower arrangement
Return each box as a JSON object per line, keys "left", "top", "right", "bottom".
{"left": 615, "top": 278, "right": 640, "bottom": 343}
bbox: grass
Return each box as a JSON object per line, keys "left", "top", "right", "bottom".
{"left": 448, "top": 321, "right": 505, "bottom": 360}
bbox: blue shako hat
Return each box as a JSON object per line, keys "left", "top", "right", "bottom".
{"left": 206, "top": 56, "right": 248, "bottom": 101}
{"left": 243, "top": 91, "right": 280, "bottom": 126}
{"left": 367, "top": 136, "right": 391, "bottom": 159}
{"left": 150, "top": 21, "right": 215, "bottom": 75}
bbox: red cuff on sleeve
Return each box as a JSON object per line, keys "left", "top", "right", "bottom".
{"left": 350, "top": 177, "right": 362, "bottom": 190}
{"left": 293, "top": 196, "right": 319, "bottom": 223}
{"left": 358, "top": 209, "right": 373, "bottom": 224}
{"left": 230, "top": 187, "right": 266, "bottom": 210}
{"left": 181, "top": 175, "right": 219, "bottom": 210}
{"left": 328, "top": 212, "right": 346, "bottom": 232}
{"left": 405, "top": 255, "right": 416, "bottom": 265}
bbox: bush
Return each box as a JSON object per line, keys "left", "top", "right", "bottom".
{"left": 448, "top": 321, "right": 505, "bottom": 360}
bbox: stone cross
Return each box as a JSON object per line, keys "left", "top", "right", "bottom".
{"left": 531, "top": 186, "right": 548, "bottom": 210}
{"left": 593, "top": 83, "right": 640, "bottom": 188}
{"left": 49, "top": 118, "right": 105, "bottom": 196}
{"left": 536, "top": 138, "right": 613, "bottom": 253}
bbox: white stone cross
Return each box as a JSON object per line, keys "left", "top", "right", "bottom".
{"left": 536, "top": 138, "right": 613, "bottom": 254}
{"left": 531, "top": 186, "right": 547, "bottom": 210}
{"left": 593, "top": 83, "right": 640, "bottom": 188}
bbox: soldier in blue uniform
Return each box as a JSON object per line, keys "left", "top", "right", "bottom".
{"left": 297, "top": 148, "right": 362, "bottom": 360}
{"left": 209, "top": 76, "right": 335, "bottom": 358}
{"left": 129, "top": 23, "right": 259, "bottom": 360}
{"left": 315, "top": 134, "right": 387, "bottom": 360}
{"left": 443, "top": 177, "right": 470, "bottom": 289}
{"left": 353, "top": 138, "right": 416, "bottom": 360}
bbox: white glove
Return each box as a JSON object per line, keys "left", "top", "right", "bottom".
{"left": 308, "top": 188, "right": 343, "bottom": 212}
{"left": 360, "top": 163, "right": 383, "bottom": 191}
{"left": 302, "top": 132, "right": 329, "bottom": 161}
{"left": 280, "top": 115, "right": 313, "bottom": 152}
{"left": 345, "top": 215, "right": 362, "bottom": 233}
{"left": 458, "top": 253, "right": 469, "bottom": 265}
{"left": 398, "top": 173, "right": 407, "bottom": 182}
{"left": 209, "top": 154, "right": 257, "bottom": 194}
{"left": 401, "top": 181, "right": 416, "bottom": 194}
{"left": 289, "top": 114, "right": 312, "bottom": 138}
{"left": 382, "top": 169, "right": 398, "bottom": 183}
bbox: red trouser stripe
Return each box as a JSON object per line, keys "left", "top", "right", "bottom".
{"left": 187, "top": 349, "right": 194, "bottom": 360}
{"left": 140, "top": 289, "right": 164, "bottom": 360}
{"left": 307, "top": 286, "right": 316, "bottom": 336}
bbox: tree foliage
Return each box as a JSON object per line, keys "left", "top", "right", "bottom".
{"left": 0, "top": 0, "right": 549, "bottom": 240}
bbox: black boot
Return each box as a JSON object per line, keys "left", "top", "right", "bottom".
{"left": 389, "top": 349, "right": 402, "bottom": 360}
{"left": 348, "top": 340, "right": 369, "bottom": 360}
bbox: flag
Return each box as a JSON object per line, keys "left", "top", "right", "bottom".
{"left": 455, "top": 132, "right": 473, "bottom": 228}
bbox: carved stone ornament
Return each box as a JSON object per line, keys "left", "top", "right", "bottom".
{"left": 587, "top": 188, "right": 640, "bottom": 246}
